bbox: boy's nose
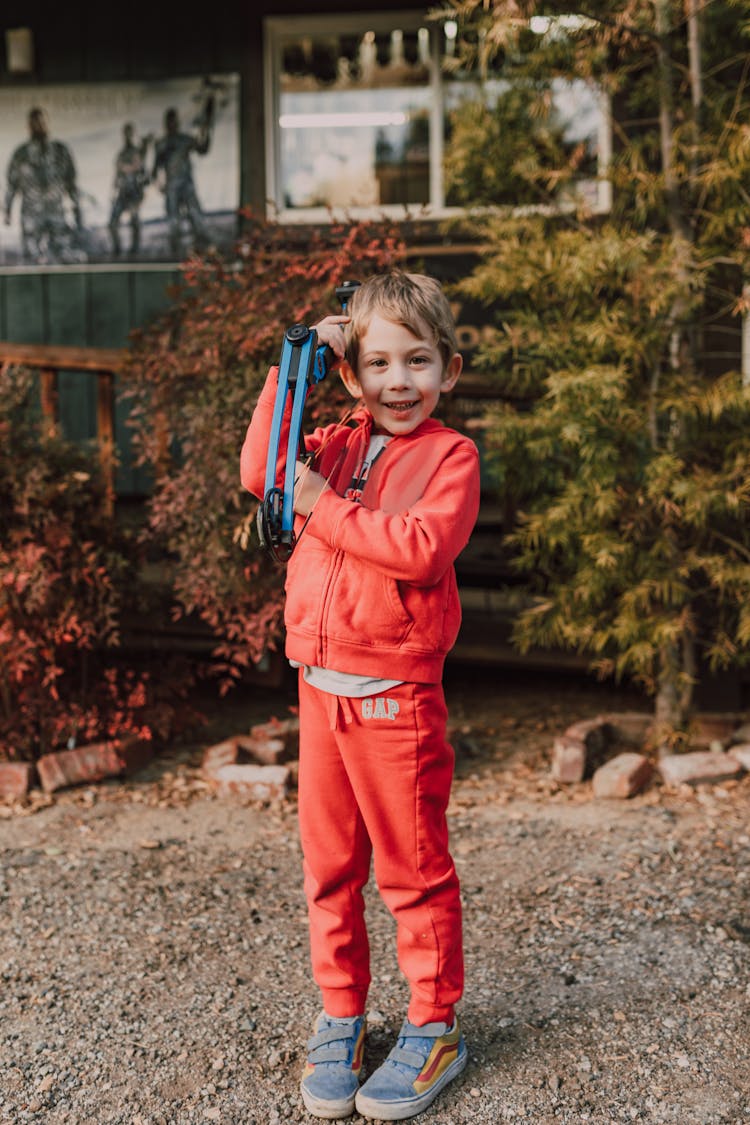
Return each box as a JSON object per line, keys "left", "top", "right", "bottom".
{"left": 388, "top": 367, "right": 412, "bottom": 389}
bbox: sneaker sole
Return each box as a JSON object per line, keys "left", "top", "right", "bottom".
{"left": 300, "top": 1083, "right": 358, "bottom": 1120}
{"left": 355, "top": 1048, "right": 467, "bottom": 1121}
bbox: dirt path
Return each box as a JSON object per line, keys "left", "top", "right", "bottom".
{"left": 2, "top": 669, "right": 749, "bottom": 1124}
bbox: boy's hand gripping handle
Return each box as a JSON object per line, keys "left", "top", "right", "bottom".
{"left": 256, "top": 280, "right": 360, "bottom": 563}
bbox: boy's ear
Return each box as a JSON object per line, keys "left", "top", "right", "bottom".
{"left": 338, "top": 361, "right": 361, "bottom": 398}
{"left": 441, "top": 352, "right": 463, "bottom": 393}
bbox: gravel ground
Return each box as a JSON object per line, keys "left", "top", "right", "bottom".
{"left": 2, "top": 668, "right": 750, "bottom": 1125}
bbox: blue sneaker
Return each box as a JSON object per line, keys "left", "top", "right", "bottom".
{"left": 300, "top": 1011, "right": 366, "bottom": 1119}
{"left": 355, "top": 1017, "right": 467, "bottom": 1121}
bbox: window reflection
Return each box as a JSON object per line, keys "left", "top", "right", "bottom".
{"left": 269, "top": 18, "right": 608, "bottom": 217}
{"left": 443, "top": 75, "right": 603, "bottom": 209}
{"left": 278, "top": 27, "right": 432, "bottom": 211}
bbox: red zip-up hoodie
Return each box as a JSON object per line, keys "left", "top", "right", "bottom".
{"left": 240, "top": 368, "right": 481, "bottom": 683}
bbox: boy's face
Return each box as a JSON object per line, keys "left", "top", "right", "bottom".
{"left": 339, "top": 314, "right": 462, "bottom": 436}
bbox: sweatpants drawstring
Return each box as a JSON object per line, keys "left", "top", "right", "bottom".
{"left": 325, "top": 692, "right": 356, "bottom": 731}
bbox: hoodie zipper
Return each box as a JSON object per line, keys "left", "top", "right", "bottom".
{"left": 317, "top": 549, "right": 344, "bottom": 667}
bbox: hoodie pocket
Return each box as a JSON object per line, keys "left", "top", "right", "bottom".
{"left": 284, "top": 540, "right": 329, "bottom": 638}
{"left": 325, "top": 555, "right": 413, "bottom": 648}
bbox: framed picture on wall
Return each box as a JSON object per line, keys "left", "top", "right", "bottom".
{"left": 0, "top": 73, "right": 240, "bottom": 269}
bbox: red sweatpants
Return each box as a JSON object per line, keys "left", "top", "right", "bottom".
{"left": 297, "top": 673, "right": 463, "bottom": 1026}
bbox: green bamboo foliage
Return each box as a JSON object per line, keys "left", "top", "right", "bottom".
{"left": 441, "top": 0, "right": 750, "bottom": 734}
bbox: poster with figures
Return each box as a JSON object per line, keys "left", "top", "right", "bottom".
{"left": 0, "top": 74, "right": 240, "bottom": 268}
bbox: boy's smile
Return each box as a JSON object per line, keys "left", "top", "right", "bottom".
{"left": 340, "top": 314, "right": 461, "bottom": 436}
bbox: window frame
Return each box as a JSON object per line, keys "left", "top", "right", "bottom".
{"left": 263, "top": 11, "right": 612, "bottom": 225}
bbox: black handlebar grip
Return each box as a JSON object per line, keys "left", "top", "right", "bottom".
{"left": 335, "top": 280, "right": 361, "bottom": 309}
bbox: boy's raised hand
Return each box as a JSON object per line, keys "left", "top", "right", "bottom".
{"left": 294, "top": 460, "right": 328, "bottom": 517}
{"left": 313, "top": 314, "right": 350, "bottom": 363}
{"left": 291, "top": 315, "right": 350, "bottom": 516}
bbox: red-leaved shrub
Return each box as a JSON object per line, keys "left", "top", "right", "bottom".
{"left": 123, "top": 213, "right": 405, "bottom": 690}
{"left": 0, "top": 364, "right": 187, "bottom": 761}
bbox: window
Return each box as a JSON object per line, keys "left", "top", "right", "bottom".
{"left": 264, "top": 12, "right": 611, "bottom": 223}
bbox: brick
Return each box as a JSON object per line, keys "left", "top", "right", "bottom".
{"left": 208, "top": 763, "right": 289, "bottom": 802}
{"left": 657, "top": 750, "right": 745, "bottom": 788}
{"left": 202, "top": 733, "right": 289, "bottom": 771}
{"left": 729, "top": 723, "right": 750, "bottom": 746}
{"left": 551, "top": 735, "right": 587, "bottom": 784}
{"left": 235, "top": 733, "right": 288, "bottom": 766}
{"left": 601, "top": 711, "right": 653, "bottom": 748}
{"left": 686, "top": 713, "right": 742, "bottom": 751}
{"left": 37, "top": 742, "right": 123, "bottom": 793}
{"left": 565, "top": 716, "right": 614, "bottom": 754}
{"left": 551, "top": 716, "right": 615, "bottom": 783}
{"left": 728, "top": 743, "right": 750, "bottom": 771}
{"left": 592, "top": 752, "right": 653, "bottom": 799}
{"left": 202, "top": 739, "right": 239, "bottom": 772}
{"left": 0, "top": 761, "right": 37, "bottom": 798}
{"left": 202, "top": 735, "right": 292, "bottom": 801}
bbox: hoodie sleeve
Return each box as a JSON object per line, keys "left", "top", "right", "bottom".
{"left": 304, "top": 437, "right": 481, "bottom": 586}
{"left": 239, "top": 367, "right": 280, "bottom": 501}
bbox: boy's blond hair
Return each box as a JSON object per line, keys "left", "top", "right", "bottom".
{"left": 344, "top": 271, "right": 459, "bottom": 373}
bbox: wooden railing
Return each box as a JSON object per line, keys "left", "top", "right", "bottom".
{"left": 0, "top": 342, "right": 128, "bottom": 516}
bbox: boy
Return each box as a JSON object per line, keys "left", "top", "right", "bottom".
{"left": 240, "top": 271, "right": 480, "bottom": 1121}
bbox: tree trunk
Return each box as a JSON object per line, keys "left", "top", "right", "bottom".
{"left": 651, "top": 1, "right": 701, "bottom": 736}
{"left": 655, "top": 640, "right": 686, "bottom": 753}
{"left": 654, "top": 0, "right": 691, "bottom": 242}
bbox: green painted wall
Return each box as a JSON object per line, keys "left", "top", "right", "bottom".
{"left": 0, "top": 268, "right": 179, "bottom": 492}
